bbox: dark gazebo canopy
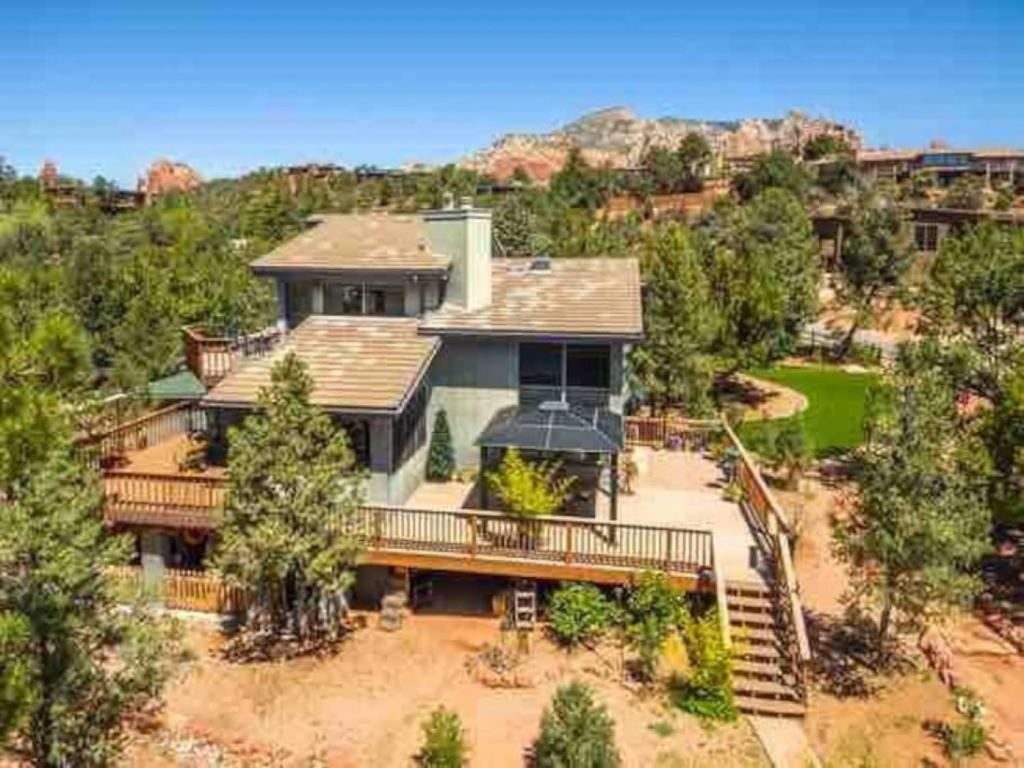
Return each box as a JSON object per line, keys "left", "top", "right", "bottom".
{"left": 476, "top": 402, "right": 624, "bottom": 455}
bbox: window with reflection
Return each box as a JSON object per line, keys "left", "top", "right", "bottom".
{"left": 366, "top": 285, "right": 406, "bottom": 316}
{"left": 566, "top": 344, "right": 610, "bottom": 389}
{"left": 519, "top": 343, "right": 563, "bottom": 387}
{"left": 286, "top": 280, "right": 315, "bottom": 326}
{"left": 324, "top": 283, "right": 363, "bottom": 315}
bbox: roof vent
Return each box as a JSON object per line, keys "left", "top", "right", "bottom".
{"left": 530, "top": 255, "right": 552, "bottom": 272}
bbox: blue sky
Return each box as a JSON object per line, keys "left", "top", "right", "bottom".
{"left": 3, "top": 0, "right": 1023, "bottom": 185}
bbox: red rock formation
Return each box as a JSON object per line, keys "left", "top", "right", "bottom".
{"left": 140, "top": 159, "right": 202, "bottom": 203}
{"left": 38, "top": 160, "right": 60, "bottom": 188}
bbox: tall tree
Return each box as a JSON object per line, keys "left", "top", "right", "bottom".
{"left": 833, "top": 343, "right": 991, "bottom": 659}
{"left": 215, "top": 353, "right": 365, "bottom": 641}
{"left": 732, "top": 151, "right": 809, "bottom": 201}
{"left": 629, "top": 224, "right": 719, "bottom": 414}
{"left": 920, "top": 222, "right": 1024, "bottom": 400}
{"left": 835, "top": 194, "right": 914, "bottom": 353}
{"left": 0, "top": 448, "right": 182, "bottom": 766}
{"left": 704, "top": 189, "right": 820, "bottom": 368}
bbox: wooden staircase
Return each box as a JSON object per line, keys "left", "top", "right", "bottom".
{"left": 726, "top": 581, "right": 806, "bottom": 718}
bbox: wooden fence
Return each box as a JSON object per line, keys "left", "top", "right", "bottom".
{"left": 77, "top": 401, "right": 203, "bottom": 468}
{"left": 106, "top": 565, "right": 248, "bottom": 614}
{"left": 623, "top": 415, "right": 720, "bottom": 450}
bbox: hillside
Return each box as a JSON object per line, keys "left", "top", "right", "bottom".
{"left": 461, "top": 106, "right": 861, "bottom": 182}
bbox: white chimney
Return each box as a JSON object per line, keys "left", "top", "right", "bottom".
{"left": 424, "top": 202, "right": 492, "bottom": 311}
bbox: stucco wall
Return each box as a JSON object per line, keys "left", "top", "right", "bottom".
{"left": 426, "top": 338, "right": 518, "bottom": 468}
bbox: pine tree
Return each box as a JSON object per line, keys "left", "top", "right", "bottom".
{"left": 427, "top": 408, "right": 456, "bottom": 481}
{"left": 0, "top": 448, "right": 183, "bottom": 766}
{"left": 534, "top": 682, "right": 621, "bottom": 768}
{"left": 215, "top": 353, "right": 365, "bottom": 641}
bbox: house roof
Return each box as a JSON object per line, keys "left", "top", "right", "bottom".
{"left": 147, "top": 370, "right": 207, "bottom": 401}
{"left": 250, "top": 214, "right": 451, "bottom": 275}
{"left": 203, "top": 316, "right": 439, "bottom": 413}
{"left": 421, "top": 258, "right": 644, "bottom": 340}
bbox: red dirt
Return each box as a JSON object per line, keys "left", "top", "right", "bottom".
{"left": 127, "top": 617, "right": 769, "bottom": 767}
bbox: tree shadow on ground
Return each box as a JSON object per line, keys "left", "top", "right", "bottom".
{"left": 806, "top": 609, "right": 912, "bottom": 699}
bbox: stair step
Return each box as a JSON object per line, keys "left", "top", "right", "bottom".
{"left": 730, "top": 625, "right": 779, "bottom": 644}
{"left": 725, "top": 581, "right": 772, "bottom": 599}
{"left": 734, "top": 677, "right": 802, "bottom": 699}
{"left": 727, "top": 609, "right": 777, "bottom": 628}
{"left": 733, "top": 659, "right": 783, "bottom": 678}
{"left": 735, "top": 694, "right": 806, "bottom": 718}
{"left": 726, "top": 594, "right": 773, "bottom": 612}
{"left": 734, "top": 643, "right": 782, "bottom": 661}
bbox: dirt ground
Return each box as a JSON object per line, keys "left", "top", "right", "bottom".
{"left": 777, "top": 476, "right": 1024, "bottom": 766}
{"left": 126, "top": 616, "right": 769, "bottom": 767}
{"left": 731, "top": 373, "right": 809, "bottom": 422}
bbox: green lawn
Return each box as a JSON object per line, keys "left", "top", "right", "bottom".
{"left": 738, "top": 365, "right": 879, "bottom": 457}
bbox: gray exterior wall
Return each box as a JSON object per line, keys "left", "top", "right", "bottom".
{"left": 424, "top": 338, "right": 628, "bottom": 470}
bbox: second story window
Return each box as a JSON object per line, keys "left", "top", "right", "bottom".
{"left": 519, "top": 342, "right": 611, "bottom": 400}
{"left": 324, "top": 283, "right": 363, "bottom": 315}
{"left": 566, "top": 344, "right": 610, "bottom": 390}
{"left": 914, "top": 223, "right": 939, "bottom": 252}
{"left": 287, "top": 280, "right": 315, "bottom": 326}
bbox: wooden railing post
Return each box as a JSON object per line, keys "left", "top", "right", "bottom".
{"left": 664, "top": 528, "right": 674, "bottom": 568}
{"left": 468, "top": 514, "right": 478, "bottom": 557}
{"left": 565, "top": 523, "right": 574, "bottom": 564}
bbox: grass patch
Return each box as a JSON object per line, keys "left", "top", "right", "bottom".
{"left": 739, "top": 365, "right": 878, "bottom": 457}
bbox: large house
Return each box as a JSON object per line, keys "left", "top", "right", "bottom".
{"left": 202, "top": 201, "right": 643, "bottom": 507}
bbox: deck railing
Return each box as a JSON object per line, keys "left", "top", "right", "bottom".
{"left": 76, "top": 402, "right": 204, "bottom": 468}
{"left": 103, "top": 471, "right": 226, "bottom": 529}
{"left": 183, "top": 325, "right": 282, "bottom": 386}
{"left": 352, "top": 505, "right": 714, "bottom": 575}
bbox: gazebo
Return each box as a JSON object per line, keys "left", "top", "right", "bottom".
{"left": 475, "top": 400, "right": 625, "bottom": 520}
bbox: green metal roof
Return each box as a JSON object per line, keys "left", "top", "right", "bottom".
{"left": 147, "top": 370, "right": 207, "bottom": 401}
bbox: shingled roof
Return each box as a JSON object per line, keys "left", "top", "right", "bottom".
{"left": 250, "top": 214, "right": 451, "bottom": 275}
{"left": 204, "top": 316, "right": 439, "bottom": 413}
{"left": 420, "top": 258, "right": 643, "bottom": 340}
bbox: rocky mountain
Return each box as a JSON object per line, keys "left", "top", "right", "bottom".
{"left": 461, "top": 107, "right": 861, "bottom": 182}
{"left": 140, "top": 159, "right": 202, "bottom": 202}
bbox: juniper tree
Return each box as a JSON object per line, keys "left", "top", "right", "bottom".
{"left": 215, "top": 353, "right": 365, "bottom": 641}
{"left": 534, "top": 682, "right": 621, "bottom": 768}
{"left": 427, "top": 408, "right": 456, "bottom": 481}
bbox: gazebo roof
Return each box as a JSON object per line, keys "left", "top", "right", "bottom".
{"left": 476, "top": 402, "right": 623, "bottom": 455}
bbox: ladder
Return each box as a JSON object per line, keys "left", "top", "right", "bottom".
{"left": 512, "top": 580, "right": 537, "bottom": 631}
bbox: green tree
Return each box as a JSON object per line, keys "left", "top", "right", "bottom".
{"left": 215, "top": 353, "right": 365, "bottom": 640}
{"left": 802, "top": 135, "right": 853, "bottom": 161}
{"left": 732, "top": 151, "right": 809, "bottom": 201}
{"left": 550, "top": 149, "right": 613, "bottom": 211}
{"left": 486, "top": 448, "right": 573, "bottom": 518}
{"left": 920, "top": 222, "right": 1024, "bottom": 400}
{"left": 705, "top": 189, "right": 820, "bottom": 367}
{"left": 493, "top": 193, "right": 540, "bottom": 257}
{"left": 622, "top": 571, "right": 686, "bottom": 682}
{"left": 0, "top": 613, "right": 34, "bottom": 742}
{"left": 673, "top": 607, "right": 736, "bottom": 721}
{"left": 833, "top": 344, "right": 991, "bottom": 660}
{"left": 415, "top": 706, "right": 468, "bottom": 768}
{"left": 943, "top": 176, "right": 985, "bottom": 210}
{"left": 981, "top": 359, "right": 1024, "bottom": 523}
{"left": 427, "top": 408, "right": 456, "bottom": 481}
{"left": 629, "top": 224, "right": 719, "bottom": 415}
{"left": 835, "top": 195, "right": 914, "bottom": 354}
{"left": 0, "top": 449, "right": 183, "bottom": 766}
{"left": 677, "top": 133, "right": 713, "bottom": 192}
{"left": 534, "top": 682, "right": 621, "bottom": 768}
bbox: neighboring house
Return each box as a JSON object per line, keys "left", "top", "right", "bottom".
{"left": 857, "top": 147, "right": 1024, "bottom": 188}
{"left": 203, "top": 202, "right": 643, "bottom": 506}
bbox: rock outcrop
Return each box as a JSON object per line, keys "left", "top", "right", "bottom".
{"left": 139, "top": 159, "right": 202, "bottom": 202}
{"left": 462, "top": 107, "right": 861, "bottom": 182}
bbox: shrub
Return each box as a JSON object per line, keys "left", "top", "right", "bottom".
{"left": 535, "top": 682, "right": 621, "bottom": 768}
{"left": 622, "top": 572, "right": 687, "bottom": 683}
{"left": 546, "top": 583, "right": 614, "bottom": 648}
{"left": 672, "top": 607, "right": 737, "bottom": 722}
{"left": 415, "top": 706, "right": 468, "bottom": 767}
{"left": 486, "top": 447, "right": 574, "bottom": 518}
{"left": 941, "top": 719, "right": 986, "bottom": 764}
{"left": 427, "top": 409, "right": 456, "bottom": 481}
{"left": 759, "top": 415, "right": 813, "bottom": 489}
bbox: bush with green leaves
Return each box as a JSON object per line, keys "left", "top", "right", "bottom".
{"left": 672, "top": 607, "right": 737, "bottom": 722}
{"left": 415, "top": 706, "right": 468, "bottom": 767}
{"left": 486, "top": 447, "right": 574, "bottom": 518}
{"left": 622, "top": 571, "right": 687, "bottom": 683}
{"left": 546, "top": 583, "right": 614, "bottom": 648}
{"left": 941, "top": 719, "right": 986, "bottom": 764}
{"left": 534, "top": 682, "right": 621, "bottom": 768}
{"left": 427, "top": 408, "right": 456, "bottom": 481}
